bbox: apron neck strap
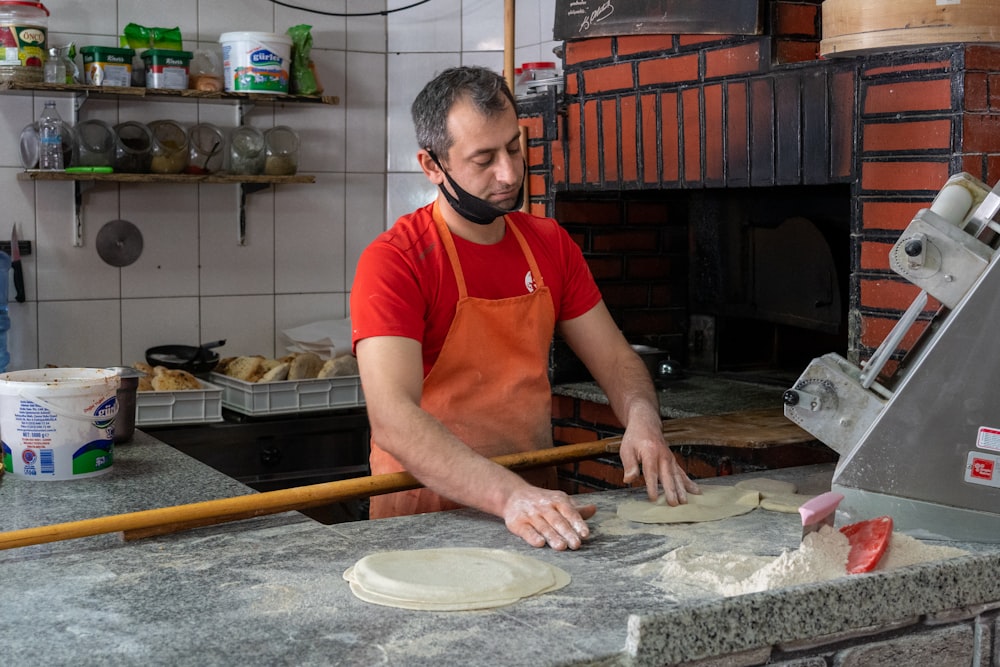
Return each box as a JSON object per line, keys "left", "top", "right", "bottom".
{"left": 432, "top": 202, "right": 546, "bottom": 299}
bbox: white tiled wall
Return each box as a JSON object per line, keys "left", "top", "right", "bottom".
{"left": 1, "top": 0, "right": 555, "bottom": 370}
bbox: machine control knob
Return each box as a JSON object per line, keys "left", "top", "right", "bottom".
{"left": 904, "top": 238, "right": 924, "bottom": 257}
{"left": 782, "top": 390, "right": 799, "bottom": 406}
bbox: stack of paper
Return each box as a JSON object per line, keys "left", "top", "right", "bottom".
{"left": 281, "top": 319, "right": 353, "bottom": 359}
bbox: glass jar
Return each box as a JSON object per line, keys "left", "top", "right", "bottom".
{"left": 112, "top": 121, "right": 153, "bottom": 173}
{"left": 186, "top": 123, "right": 224, "bottom": 174}
{"left": 43, "top": 46, "right": 64, "bottom": 83}
{"left": 229, "top": 125, "right": 265, "bottom": 175}
{"left": 148, "top": 119, "right": 189, "bottom": 174}
{"left": 75, "top": 118, "right": 114, "bottom": 167}
{"left": 263, "top": 125, "right": 299, "bottom": 175}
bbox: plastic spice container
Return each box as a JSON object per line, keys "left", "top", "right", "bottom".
{"left": 112, "top": 121, "right": 152, "bottom": 173}
{"left": 0, "top": 1, "right": 48, "bottom": 83}
{"left": 75, "top": 118, "right": 114, "bottom": 167}
{"left": 81, "top": 46, "right": 135, "bottom": 86}
{"left": 149, "top": 120, "right": 189, "bottom": 173}
{"left": 518, "top": 61, "right": 559, "bottom": 86}
{"left": 142, "top": 48, "right": 192, "bottom": 90}
{"left": 185, "top": 123, "right": 224, "bottom": 174}
{"left": 229, "top": 126, "right": 265, "bottom": 175}
{"left": 263, "top": 125, "right": 299, "bottom": 175}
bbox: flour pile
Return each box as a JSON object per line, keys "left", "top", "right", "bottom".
{"left": 648, "top": 527, "right": 969, "bottom": 597}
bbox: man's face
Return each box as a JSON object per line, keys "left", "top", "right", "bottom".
{"left": 438, "top": 96, "right": 524, "bottom": 210}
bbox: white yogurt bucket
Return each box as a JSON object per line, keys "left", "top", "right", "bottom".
{"left": 219, "top": 31, "right": 292, "bottom": 94}
{"left": 0, "top": 368, "right": 119, "bottom": 480}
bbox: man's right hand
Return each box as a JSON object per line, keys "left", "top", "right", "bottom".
{"left": 502, "top": 487, "right": 597, "bottom": 551}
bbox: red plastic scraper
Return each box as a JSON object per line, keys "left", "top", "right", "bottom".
{"left": 840, "top": 516, "right": 893, "bottom": 574}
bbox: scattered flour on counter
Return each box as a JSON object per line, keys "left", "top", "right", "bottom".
{"left": 646, "top": 527, "right": 970, "bottom": 597}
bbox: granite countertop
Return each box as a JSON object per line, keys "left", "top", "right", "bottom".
{"left": 4, "top": 437, "right": 1000, "bottom": 666}
{"left": 1, "top": 431, "right": 258, "bottom": 557}
{"left": 554, "top": 373, "right": 787, "bottom": 418}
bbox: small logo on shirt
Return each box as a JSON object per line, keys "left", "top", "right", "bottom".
{"left": 524, "top": 270, "right": 537, "bottom": 293}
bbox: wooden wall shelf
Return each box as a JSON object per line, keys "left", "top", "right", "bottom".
{"left": 17, "top": 171, "right": 316, "bottom": 185}
{"left": 0, "top": 80, "right": 339, "bottom": 105}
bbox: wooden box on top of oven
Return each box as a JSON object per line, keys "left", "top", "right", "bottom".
{"left": 821, "top": 0, "right": 1000, "bottom": 57}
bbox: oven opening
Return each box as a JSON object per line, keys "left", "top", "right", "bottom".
{"left": 690, "top": 184, "right": 851, "bottom": 383}
{"left": 552, "top": 184, "right": 851, "bottom": 387}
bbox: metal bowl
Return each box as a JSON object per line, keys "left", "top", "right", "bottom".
{"left": 145, "top": 340, "right": 225, "bottom": 376}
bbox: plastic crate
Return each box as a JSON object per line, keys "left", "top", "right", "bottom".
{"left": 209, "top": 372, "right": 365, "bottom": 416}
{"left": 135, "top": 380, "right": 224, "bottom": 426}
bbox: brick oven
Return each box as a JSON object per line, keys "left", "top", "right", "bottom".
{"left": 519, "top": 0, "right": 1000, "bottom": 384}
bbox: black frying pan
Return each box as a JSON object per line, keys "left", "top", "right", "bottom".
{"left": 146, "top": 340, "right": 226, "bottom": 376}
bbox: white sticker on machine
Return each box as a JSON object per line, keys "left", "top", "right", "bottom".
{"left": 976, "top": 426, "right": 1000, "bottom": 452}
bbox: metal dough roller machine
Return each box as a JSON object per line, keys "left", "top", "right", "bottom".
{"left": 783, "top": 172, "right": 1000, "bottom": 542}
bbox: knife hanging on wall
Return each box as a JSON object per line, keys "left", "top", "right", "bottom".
{"left": 10, "top": 224, "right": 24, "bottom": 303}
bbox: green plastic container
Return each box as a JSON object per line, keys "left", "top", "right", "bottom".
{"left": 141, "top": 48, "right": 192, "bottom": 89}
{"left": 81, "top": 45, "right": 135, "bottom": 86}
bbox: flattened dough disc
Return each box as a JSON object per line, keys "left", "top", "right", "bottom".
{"left": 343, "top": 547, "right": 570, "bottom": 611}
{"left": 760, "top": 492, "right": 818, "bottom": 513}
{"left": 617, "top": 486, "right": 760, "bottom": 524}
{"left": 734, "top": 477, "right": 815, "bottom": 513}
{"left": 735, "top": 478, "right": 797, "bottom": 495}
{"left": 96, "top": 219, "right": 143, "bottom": 267}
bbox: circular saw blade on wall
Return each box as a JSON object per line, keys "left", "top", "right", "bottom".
{"left": 96, "top": 219, "right": 143, "bottom": 267}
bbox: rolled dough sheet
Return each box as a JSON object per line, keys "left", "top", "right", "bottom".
{"left": 617, "top": 486, "right": 760, "bottom": 524}
{"left": 759, "top": 491, "right": 818, "bottom": 513}
{"left": 343, "top": 547, "right": 570, "bottom": 611}
{"left": 734, "top": 478, "right": 797, "bottom": 495}
{"left": 733, "top": 478, "right": 815, "bottom": 513}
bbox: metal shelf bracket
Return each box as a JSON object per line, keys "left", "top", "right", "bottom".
{"left": 238, "top": 182, "right": 271, "bottom": 246}
{"left": 73, "top": 180, "right": 94, "bottom": 246}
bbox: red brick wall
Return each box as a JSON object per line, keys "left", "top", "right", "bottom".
{"left": 521, "top": 28, "right": 1000, "bottom": 370}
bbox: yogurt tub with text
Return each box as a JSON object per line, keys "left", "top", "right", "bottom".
{"left": 219, "top": 31, "right": 291, "bottom": 94}
{"left": 0, "top": 367, "right": 118, "bottom": 480}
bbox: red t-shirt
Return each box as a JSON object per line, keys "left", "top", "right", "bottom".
{"left": 351, "top": 203, "right": 603, "bottom": 376}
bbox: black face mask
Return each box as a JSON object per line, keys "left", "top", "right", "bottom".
{"left": 427, "top": 150, "right": 525, "bottom": 226}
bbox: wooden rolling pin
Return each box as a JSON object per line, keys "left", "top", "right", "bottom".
{"left": 0, "top": 437, "right": 622, "bottom": 551}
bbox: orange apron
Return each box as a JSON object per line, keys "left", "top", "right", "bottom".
{"left": 368, "top": 205, "right": 557, "bottom": 518}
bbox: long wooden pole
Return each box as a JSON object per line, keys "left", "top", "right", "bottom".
{"left": 0, "top": 437, "right": 622, "bottom": 551}
{"left": 504, "top": 0, "right": 516, "bottom": 93}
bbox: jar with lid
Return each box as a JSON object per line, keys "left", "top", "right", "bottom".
{"left": 149, "top": 119, "right": 189, "bottom": 174}
{"left": 112, "top": 121, "right": 153, "bottom": 173}
{"left": 0, "top": 1, "right": 48, "bottom": 83}
{"left": 75, "top": 118, "right": 114, "bottom": 167}
{"left": 517, "top": 61, "right": 560, "bottom": 96}
{"left": 520, "top": 61, "right": 559, "bottom": 82}
{"left": 264, "top": 125, "right": 299, "bottom": 175}
{"left": 186, "top": 123, "right": 224, "bottom": 174}
{"left": 229, "top": 125, "right": 265, "bottom": 175}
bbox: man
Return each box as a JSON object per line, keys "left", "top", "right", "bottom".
{"left": 351, "top": 66, "right": 699, "bottom": 551}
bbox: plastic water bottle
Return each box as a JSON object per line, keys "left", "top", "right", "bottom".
{"left": 38, "top": 101, "right": 64, "bottom": 170}
{"left": 0, "top": 252, "right": 12, "bottom": 372}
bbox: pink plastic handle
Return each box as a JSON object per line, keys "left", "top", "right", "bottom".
{"left": 798, "top": 491, "right": 845, "bottom": 527}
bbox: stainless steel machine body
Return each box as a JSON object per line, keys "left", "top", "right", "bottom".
{"left": 784, "top": 173, "right": 1000, "bottom": 542}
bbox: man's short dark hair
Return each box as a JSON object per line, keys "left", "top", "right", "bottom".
{"left": 411, "top": 66, "right": 517, "bottom": 160}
